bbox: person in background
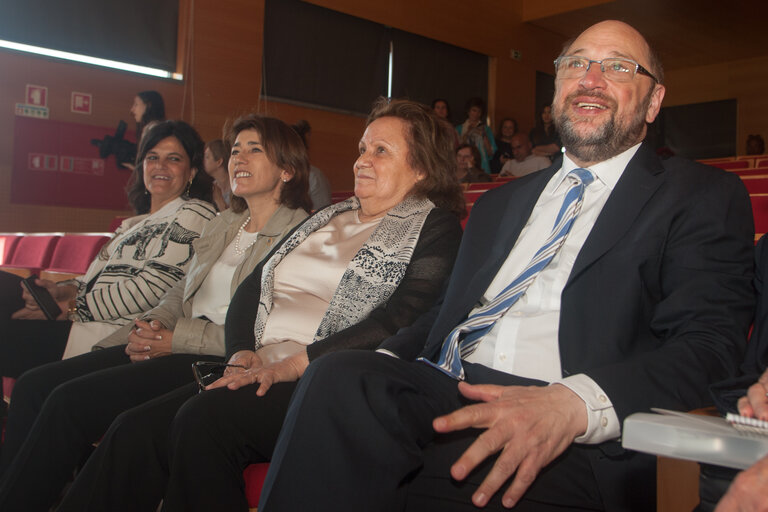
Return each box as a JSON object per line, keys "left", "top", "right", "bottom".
{"left": 490, "top": 117, "right": 517, "bottom": 173}
{"left": 432, "top": 98, "right": 459, "bottom": 147}
{"left": 457, "top": 97, "right": 497, "bottom": 173}
{"left": 529, "top": 104, "right": 562, "bottom": 159}
{"left": 499, "top": 133, "right": 553, "bottom": 177}
{"left": 431, "top": 98, "right": 452, "bottom": 123}
{"left": 0, "top": 115, "right": 311, "bottom": 512}
{"left": 204, "top": 139, "right": 232, "bottom": 211}
{"left": 456, "top": 144, "right": 491, "bottom": 184}
{"left": 291, "top": 120, "right": 332, "bottom": 210}
{"left": 131, "top": 91, "right": 166, "bottom": 140}
{"left": 0, "top": 120, "right": 216, "bottom": 384}
{"left": 746, "top": 134, "right": 765, "bottom": 156}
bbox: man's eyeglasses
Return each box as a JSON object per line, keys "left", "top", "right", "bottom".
{"left": 554, "top": 56, "right": 659, "bottom": 84}
{"left": 192, "top": 361, "right": 246, "bottom": 392}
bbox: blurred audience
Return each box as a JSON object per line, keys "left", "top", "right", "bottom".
{"left": 456, "top": 144, "right": 491, "bottom": 184}
{"left": 204, "top": 139, "right": 232, "bottom": 211}
{"left": 530, "top": 104, "right": 562, "bottom": 159}
{"left": 747, "top": 134, "right": 765, "bottom": 156}
{"left": 499, "top": 133, "right": 552, "bottom": 177}
{"left": 456, "top": 97, "right": 496, "bottom": 174}
{"left": 292, "top": 120, "right": 332, "bottom": 210}
{"left": 490, "top": 118, "right": 517, "bottom": 173}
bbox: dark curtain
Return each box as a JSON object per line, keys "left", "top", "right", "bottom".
{"left": 390, "top": 29, "right": 488, "bottom": 125}
{"left": 262, "top": 0, "right": 389, "bottom": 115}
{"left": 657, "top": 99, "right": 737, "bottom": 159}
{"left": 0, "top": 0, "right": 178, "bottom": 71}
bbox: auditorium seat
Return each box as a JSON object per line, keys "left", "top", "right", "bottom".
{"left": 466, "top": 181, "right": 507, "bottom": 191}
{"left": 739, "top": 175, "right": 768, "bottom": 194}
{"left": 732, "top": 167, "right": 768, "bottom": 176}
{"left": 751, "top": 194, "right": 768, "bottom": 240}
{"left": 0, "top": 235, "right": 61, "bottom": 278}
{"left": 41, "top": 234, "right": 110, "bottom": 282}
{"left": 707, "top": 160, "right": 750, "bottom": 170}
{"left": 108, "top": 216, "right": 129, "bottom": 232}
{"left": 0, "top": 234, "right": 21, "bottom": 265}
{"left": 331, "top": 190, "right": 354, "bottom": 203}
{"left": 244, "top": 463, "right": 270, "bottom": 511}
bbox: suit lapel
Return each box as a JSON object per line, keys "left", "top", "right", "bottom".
{"left": 566, "top": 144, "right": 665, "bottom": 286}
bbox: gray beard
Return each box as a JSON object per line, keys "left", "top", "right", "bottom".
{"left": 555, "top": 92, "right": 651, "bottom": 163}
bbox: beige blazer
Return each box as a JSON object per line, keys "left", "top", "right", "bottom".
{"left": 94, "top": 205, "right": 308, "bottom": 356}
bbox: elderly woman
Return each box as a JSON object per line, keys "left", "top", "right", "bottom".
{"left": 0, "top": 116, "right": 312, "bottom": 512}
{"left": 54, "top": 98, "right": 466, "bottom": 512}
{"left": 0, "top": 120, "right": 216, "bottom": 388}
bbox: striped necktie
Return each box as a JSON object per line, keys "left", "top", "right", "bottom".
{"left": 420, "top": 167, "right": 595, "bottom": 380}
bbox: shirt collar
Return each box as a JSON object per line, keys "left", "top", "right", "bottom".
{"left": 554, "top": 143, "right": 642, "bottom": 191}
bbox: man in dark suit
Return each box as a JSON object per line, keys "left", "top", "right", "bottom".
{"left": 259, "top": 20, "right": 755, "bottom": 511}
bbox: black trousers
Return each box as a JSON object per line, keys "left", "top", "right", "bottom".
{"left": 259, "top": 351, "right": 637, "bottom": 512}
{"left": 56, "top": 377, "right": 299, "bottom": 512}
{"left": 0, "top": 271, "right": 71, "bottom": 380}
{"left": 0, "top": 345, "right": 221, "bottom": 512}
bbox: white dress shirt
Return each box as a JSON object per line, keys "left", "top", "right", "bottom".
{"left": 463, "top": 144, "right": 642, "bottom": 444}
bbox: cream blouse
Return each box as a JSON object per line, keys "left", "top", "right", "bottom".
{"left": 256, "top": 210, "right": 381, "bottom": 363}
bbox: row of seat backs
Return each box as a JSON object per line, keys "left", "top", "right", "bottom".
{"left": 0, "top": 234, "right": 110, "bottom": 279}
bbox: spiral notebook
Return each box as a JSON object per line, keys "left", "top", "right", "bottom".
{"left": 725, "top": 412, "right": 768, "bottom": 435}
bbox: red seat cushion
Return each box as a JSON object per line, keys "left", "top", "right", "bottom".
{"left": 243, "top": 463, "right": 271, "bottom": 507}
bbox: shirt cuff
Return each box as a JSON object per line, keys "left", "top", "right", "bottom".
{"left": 375, "top": 348, "right": 399, "bottom": 359}
{"left": 551, "top": 373, "right": 620, "bottom": 444}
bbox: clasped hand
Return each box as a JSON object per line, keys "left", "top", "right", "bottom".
{"left": 125, "top": 319, "right": 173, "bottom": 362}
{"left": 206, "top": 349, "right": 310, "bottom": 397}
{"left": 433, "top": 382, "right": 587, "bottom": 509}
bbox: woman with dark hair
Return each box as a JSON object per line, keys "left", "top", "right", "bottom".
{"left": 431, "top": 98, "right": 451, "bottom": 122}
{"left": 0, "top": 120, "right": 216, "bottom": 388}
{"left": 121, "top": 91, "right": 167, "bottom": 170}
{"left": 456, "top": 97, "right": 496, "bottom": 174}
{"left": 0, "top": 115, "right": 312, "bottom": 512}
{"left": 131, "top": 90, "right": 166, "bottom": 137}
{"left": 529, "top": 104, "right": 562, "bottom": 159}
{"left": 489, "top": 117, "right": 517, "bottom": 173}
{"left": 204, "top": 139, "right": 232, "bottom": 211}
{"left": 53, "top": 98, "right": 465, "bottom": 512}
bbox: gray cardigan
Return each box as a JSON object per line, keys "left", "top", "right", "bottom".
{"left": 94, "top": 205, "right": 308, "bottom": 356}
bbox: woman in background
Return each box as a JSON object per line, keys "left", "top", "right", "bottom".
{"left": 529, "top": 104, "right": 562, "bottom": 159}
{"left": 204, "top": 139, "right": 232, "bottom": 211}
{"left": 122, "top": 90, "right": 167, "bottom": 170}
{"left": 0, "top": 115, "right": 311, "bottom": 512}
{"left": 131, "top": 90, "right": 166, "bottom": 139}
{"left": 490, "top": 117, "right": 517, "bottom": 173}
{"left": 456, "top": 97, "right": 496, "bottom": 174}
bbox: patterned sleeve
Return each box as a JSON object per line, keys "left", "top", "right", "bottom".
{"left": 73, "top": 200, "right": 216, "bottom": 323}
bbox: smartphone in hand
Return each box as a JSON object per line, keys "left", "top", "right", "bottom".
{"left": 21, "top": 275, "right": 63, "bottom": 321}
